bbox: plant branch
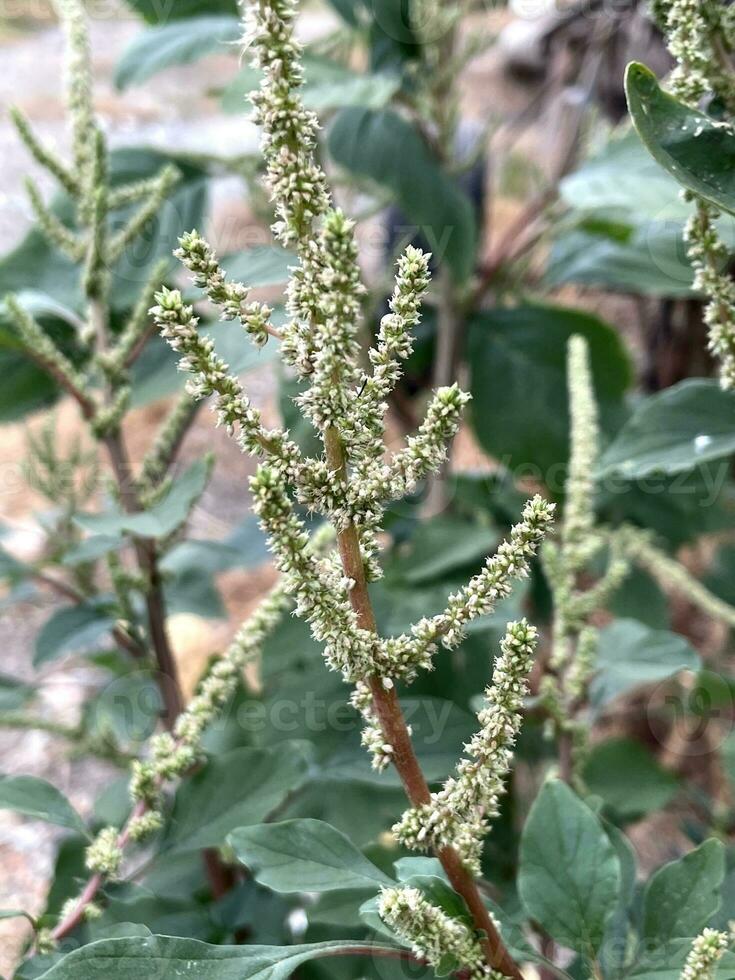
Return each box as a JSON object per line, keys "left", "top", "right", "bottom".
{"left": 101, "top": 428, "right": 184, "bottom": 726}
{"left": 324, "top": 427, "right": 523, "bottom": 980}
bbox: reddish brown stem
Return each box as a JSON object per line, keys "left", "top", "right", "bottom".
{"left": 102, "top": 429, "right": 184, "bottom": 726}
{"left": 324, "top": 427, "right": 523, "bottom": 980}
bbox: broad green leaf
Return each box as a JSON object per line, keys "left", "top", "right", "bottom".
{"left": 626, "top": 62, "right": 735, "bottom": 216}
{"left": 164, "top": 566, "right": 225, "bottom": 619}
{"left": 85, "top": 672, "right": 163, "bottom": 749}
{"left": 1, "top": 290, "right": 83, "bottom": 332}
{"left": 547, "top": 130, "right": 731, "bottom": 298}
{"left": 36, "top": 936, "right": 401, "bottom": 980}
{"left": 115, "top": 16, "right": 240, "bottom": 89}
{"left": 326, "top": 0, "right": 360, "bottom": 26}
{"left": 598, "top": 379, "right": 735, "bottom": 478}
{"left": 161, "top": 538, "right": 258, "bottom": 619}
{"left": 62, "top": 534, "right": 122, "bottom": 566}
{"left": 211, "top": 879, "right": 290, "bottom": 943}
{"left": 394, "top": 856, "right": 445, "bottom": 881}
{"left": 590, "top": 620, "right": 699, "bottom": 710}
{"left": 400, "top": 875, "right": 472, "bottom": 929}
{"left": 559, "top": 130, "right": 690, "bottom": 221}
{"left": 222, "top": 56, "right": 400, "bottom": 115}
{"left": 599, "top": 462, "right": 735, "bottom": 549}
{"left": 89, "top": 883, "right": 211, "bottom": 941}
{"left": 642, "top": 839, "right": 725, "bottom": 943}
{"left": 328, "top": 107, "right": 476, "bottom": 282}
{"left": 599, "top": 823, "right": 637, "bottom": 978}
{"left": 76, "top": 458, "right": 209, "bottom": 539}
{"left": 122, "top": 0, "right": 238, "bottom": 23}
{"left": 161, "top": 536, "right": 267, "bottom": 575}
{"left": 34, "top": 603, "right": 116, "bottom": 668}
{"left": 306, "top": 890, "right": 373, "bottom": 928}
{"left": 518, "top": 779, "right": 621, "bottom": 953}
{"left": 229, "top": 819, "right": 392, "bottom": 892}
{"left": 0, "top": 230, "right": 79, "bottom": 316}
{"left": 225, "top": 516, "right": 271, "bottom": 566}
{"left": 546, "top": 222, "right": 697, "bottom": 298}
{"left": 221, "top": 247, "right": 296, "bottom": 288}
{"left": 583, "top": 738, "right": 679, "bottom": 819}
{"left": 0, "top": 349, "right": 59, "bottom": 420}
{"left": 0, "top": 775, "right": 87, "bottom": 835}
{"left": 166, "top": 744, "right": 309, "bottom": 852}
{"left": 606, "top": 568, "right": 670, "bottom": 629}
{"left": 0, "top": 294, "right": 83, "bottom": 420}
{"left": 387, "top": 518, "right": 497, "bottom": 585}
{"left": 0, "top": 674, "right": 34, "bottom": 711}
{"left": 468, "top": 303, "right": 631, "bottom": 474}
{"left": 630, "top": 942, "right": 735, "bottom": 980}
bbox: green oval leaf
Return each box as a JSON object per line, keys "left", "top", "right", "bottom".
{"left": 35, "top": 936, "right": 402, "bottom": 980}
{"left": 122, "top": 0, "right": 238, "bottom": 23}
{"left": 75, "top": 458, "right": 210, "bottom": 539}
{"left": 35, "top": 603, "right": 116, "bottom": 668}
{"left": 642, "top": 839, "right": 725, "bottom": 944}
{"left": 598, "top": 379, "right": 735, "bottom": 478}
{"left": 625, "top": 62, "right": 735, "bottom": 216}
{"left": 165, "top": 744, "right": 310, "bottom": 853}
{"left": 229, "top": 819, "right": 393, "bottom": 893}
{"left": 590, "top": 619, "right": 700, "bottom": 710}
{"left": 518, "top": 779, "right": 621, "bottom": 953}
{"left": 115, "top": 16, "right": 240, "bottom": 89}
{"left": 328, "top": 107, "right": 476, "bottom": 283}
{"left": 468, "top": 303, "right": 631, "bottom": 475}
{"left": 583, "top": 738, "right": 679, "bottom": 820}
{"left": 0, "top": 775, "right": 88, "bottom": 836}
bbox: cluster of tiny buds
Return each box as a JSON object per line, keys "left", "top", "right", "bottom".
{"left": 397, "top": 495, "right": 554, "bottom": 660}
{"left": 58, "top": 898, "right": 102, "bottom": 926}
{"left": 175, "top": 230, "right": 276, "bottom": 348}
{"left": 250, "top": 464, "right": 378, "bottom": 680}
{"left": 152, "top": 286, "right": 306, "bottom": 485}
{"left": 394, "top": 620, "right": 538, "bottom": 872}
{"left": 659, "top": 3, "right": 735, "bottom": 390}
{"left": 346, "top": 246, "right": 432, "bottom": 459}
{"left": 683, "top": 199, "right": 735, "bottom": 391}
{"left": 350, "top": 680, "right": 407, "bottom": 771}
{"left": 245, "top": 0, "right": 329, "bottom": 249}
{"left": 85, "top": 826, "right": 123, "bottom": 877}
{"left": 666, "top": 0, "right": 716, "bottom": 104}
{"left": 378, "top": 886, "right": 491, "bottom": 979}
{"left": 680, "top": 929, "right": 732, "bottom": 980}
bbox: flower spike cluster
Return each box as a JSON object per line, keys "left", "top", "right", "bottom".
{"left": 657, "top": 0, "right": 735, "bottom": 389}
{"left": 378, "top": 887, "right": 493, "bottom": 980}
{"left": 680, "top": 929, "right": 731, "bottom": 980}
{"left": 394, "top": 620, "right": 538, "bottom": 872}
{"left": 541, "top": 337, "right": 630, "bottom": 773}
{"left": 176, "top": 230, "right": 279, "bottom": 348}
{"left": 156, "top": 5, "right": 555, "bottom": 968}
{"left": 52, "top": 578, "right": 291, "bottom": 942}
